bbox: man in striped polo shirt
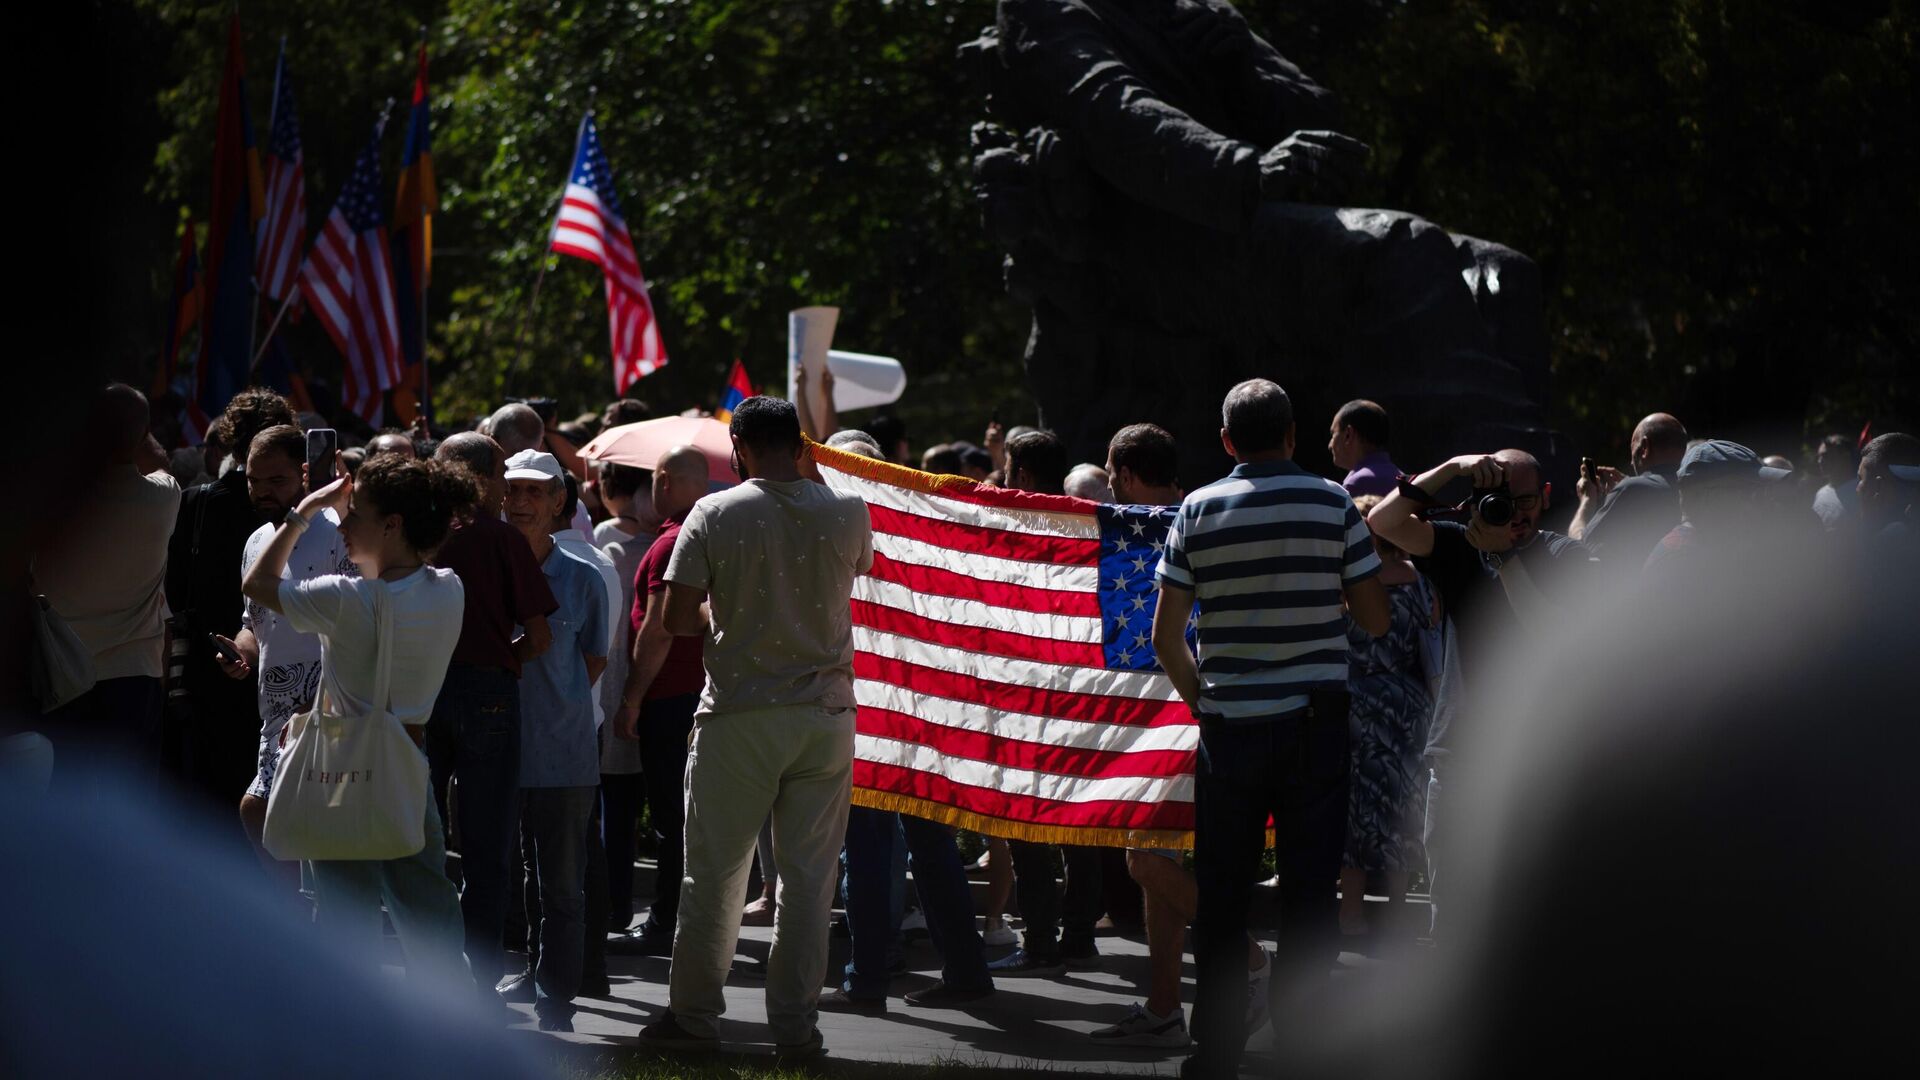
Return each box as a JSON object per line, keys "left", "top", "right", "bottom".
{"left": 1152, "top": 379, "right": 1389, "bottom": 1079}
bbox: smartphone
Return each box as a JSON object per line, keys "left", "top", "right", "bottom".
{"left": 306, "top": 428, "right": 338, "bottom": 489}
{"left": 208, "top": 633, "right": 241, "bottom": 665}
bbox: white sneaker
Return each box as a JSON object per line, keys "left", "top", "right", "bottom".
{"left": 1245, "top": 948, "right": 1272, "bottom": 1035}
{"left": 1090, "top": 1002, "right": 1190, "bottom": 1047}
{"left": 982, "top": 922, "right": 1017, "bottom": 947}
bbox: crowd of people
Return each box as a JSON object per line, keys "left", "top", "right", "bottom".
{"left": 18, "top": 372, "right": 1917, "bottom": 1077}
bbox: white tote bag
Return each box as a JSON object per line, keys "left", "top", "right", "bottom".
{"left": 262, "top": 580, "right": 429, "bottom": 861}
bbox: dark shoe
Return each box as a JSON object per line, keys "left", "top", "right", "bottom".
{"left": 1179, "top": 1052, "right": 1235, "bottom": 1080}
{"left": 607, "top": 926, "right": 675, "bottom": 957}
{"left": 578, "top": 973, "right": 612, "bottom": 998}
{"left": 903, "top": 980, "right": 994, "bottom": 1008}
{"left": 774, "top": 1028, "right": 825, "bottom": 1063}
{"left": 1061, "top": 945, "right": 1101, "bottom": 971}
{"left": 536, "top": 1011, "right": 574, "bottom": 1033}
{"left": 818, "top": 989, "right": 888, "bottom": 1016}
{"left": 639, "top": 1011, "right": 720, "bottom": 1052}
{"left": 986, "top": 948, "right": 1065, "bottom": 977}
{"left": 496, "top": 972, "right": 536, "bottom": 1003}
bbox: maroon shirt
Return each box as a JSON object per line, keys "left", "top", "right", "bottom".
{"left": 433, "top": 514, "right": 557, "bottom": 676}
{"left": 630, "top": 517, "right": 705, "bottom": 700}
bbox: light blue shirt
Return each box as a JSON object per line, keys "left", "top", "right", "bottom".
{"left": 518, "top": 544, "right": 611, "bottom": 788}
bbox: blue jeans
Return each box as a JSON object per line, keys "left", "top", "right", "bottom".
{"left": 424, "top": 663, "right": 521, "bottom": 991}
{"left": 517, "top": 785, "right": 596, "bottom": 1019}
{"left": 843, "top": 807, "right": 993, "bottom": 998}
{"left": 1188, "top": 698, "right": 1349, "bottom": 1077}
{"left": 309, "top": 800, "right": 469, "bottom": 991}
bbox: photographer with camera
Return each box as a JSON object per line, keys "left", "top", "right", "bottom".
{"left": 1567, "top": 413, "right": 1687, "bottom": 574}
{"left": 1366, "top": 449, "right": 1590, "bottom": 940}
{"left": 1369, "top": 449, "right": 1590, "bottom": 644}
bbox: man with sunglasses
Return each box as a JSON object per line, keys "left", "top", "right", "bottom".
{"left": 1365, "top": 449, "right": 1591, "bottom": 940}
{"left": 1369, "top": 449, "right": 1589, "bottom": 644}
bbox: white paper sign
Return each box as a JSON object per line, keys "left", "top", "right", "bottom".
{"left": 787, "top": 306, "right": 839, "bottom": 430}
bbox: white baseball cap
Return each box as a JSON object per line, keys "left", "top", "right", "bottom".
{"left": 503, "top": 449, "right": 563, "bottom": 482}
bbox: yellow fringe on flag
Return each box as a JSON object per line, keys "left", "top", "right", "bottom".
{"left": 807, "top": 437, "right": 976, "bottom": 495}
{"left": 852, "top": 786, "right": 1194, "bottom": 851}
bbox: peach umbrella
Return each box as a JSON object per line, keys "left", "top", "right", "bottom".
{"left": 579, "top": 416, "right": 736, "bottom": 485}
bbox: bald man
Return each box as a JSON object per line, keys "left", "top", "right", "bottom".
{"left": 365, "top": 431, "right": 418, "bottom": 461}
{"left": 606, "top": 444, "right": 713, "bottom": 956}
{"left": 1569, "top": 413, "right": 1687, "bottom": 571}
{"left": 1366, "top": 446, "right": 1591, "bottom": 939}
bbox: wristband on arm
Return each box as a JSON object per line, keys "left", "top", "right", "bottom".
{"left": 1396, "top": 478, "right": 1441, "bottom": 506}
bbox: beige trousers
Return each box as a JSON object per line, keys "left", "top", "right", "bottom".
{"left": 667, "top": 702, "right": 855, "bottom": 1044}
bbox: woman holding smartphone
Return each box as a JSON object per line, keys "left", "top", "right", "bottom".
{"left": 241, "top": 454, "right": 477, "bottom": 986}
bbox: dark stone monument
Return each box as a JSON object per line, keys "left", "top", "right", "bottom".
{"left": 964, "top": 0, "right": 1558, "bottom": 489}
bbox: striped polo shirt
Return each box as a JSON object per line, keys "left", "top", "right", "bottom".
{"left": 1156, "top": 459, "right": 1380, "bottom": 721}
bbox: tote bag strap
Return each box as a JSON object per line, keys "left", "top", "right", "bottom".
{"left": 368, "top": 579, "right": 397, "bottom": 718}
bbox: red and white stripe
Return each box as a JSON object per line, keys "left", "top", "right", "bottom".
{"left": 814, "top": 445, "right": 1196, "bottom": 848}
{"left": 299, "top": 213, "right": 402, "bottom": 422}
{"left": 257, "top": 151, "right": 305, "bottom": 301}
{"left": 550, "top": 184, "right": 666, "bottom": 393}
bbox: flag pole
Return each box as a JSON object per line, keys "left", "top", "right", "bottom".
{"left": 246, "top": 35, "right": 285, "bottom": 378}
{"left": 415, "top": 24, "right": 432, "bottom": 425}
{"left": 250, "top": 286, "right": 300, "bottom": 371}
{"left": 512, "top": 87, "right": 594, "bottom": 385}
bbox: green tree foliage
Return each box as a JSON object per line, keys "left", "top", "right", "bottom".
{"left": 129, "top": 0, "right": 1914, "bottom": 458}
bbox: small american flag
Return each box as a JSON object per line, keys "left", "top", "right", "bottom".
{"left": 255, "top": 40, "right": 306, "bottom": 303}
{"left": 299, "top": 114, "right": 403, "bottom": 422}
{"left": 813, "top": 441, "right": 1199, "bottom": 848}
{"left": 550, "top": 113, "right": 667, "bottom": 394}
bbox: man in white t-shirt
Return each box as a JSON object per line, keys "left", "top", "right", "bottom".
{"left": 212, "top": 425, "right": 355, "bottom": 872}
{"left": 642, "top": 397, "right": 872, "bottom": 1059}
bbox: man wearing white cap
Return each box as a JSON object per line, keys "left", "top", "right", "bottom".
{"left": 498, "top": 449, "right": 610, "bottom": 1032}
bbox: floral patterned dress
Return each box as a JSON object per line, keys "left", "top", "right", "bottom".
{"left": 1344, "top": 578, "right": 1435, "bottom": 873}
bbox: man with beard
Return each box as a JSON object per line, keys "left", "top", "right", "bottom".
{"left": 1367, "top": 448, "right": 1593, "bottom": 948}
{"left": 165, "top": 389, "right": 296, "bottom": 815}
{"left": 213, "top": 424, "right": 354, "bottom": 880}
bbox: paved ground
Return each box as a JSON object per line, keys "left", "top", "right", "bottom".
{"left": 498, "top": 858, "right": 1429, "bottom": 1075}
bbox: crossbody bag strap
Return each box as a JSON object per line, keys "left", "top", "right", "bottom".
{"left": 369, "top": 579, "right": 397, "bottom": 718}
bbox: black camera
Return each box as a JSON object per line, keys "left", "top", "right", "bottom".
{"left": 1472, "top": 484, "right": 1515, "bottom": 527}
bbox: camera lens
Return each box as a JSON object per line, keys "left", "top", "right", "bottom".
{"left": 1477, "top": 491, "right": 1514, "bottom": 526}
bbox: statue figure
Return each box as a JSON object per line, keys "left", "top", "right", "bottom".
{"left": 964, "top": 0, "right": 1557, "bottom": 487}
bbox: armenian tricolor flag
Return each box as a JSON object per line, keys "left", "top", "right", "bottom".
{"left": 715, "top": 359, "right": 753, "bottom": 423}
{"left": 155, "top": 218, "right": 202, "bottom": 403}
{"left": 193, "top": 14, "right": 265, "bottom": 434}
{"left": 391, "top": 34, "right": 436, "bottom": 422}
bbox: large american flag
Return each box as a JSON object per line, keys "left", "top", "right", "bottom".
{"left": 255, "top": 40, "right": 306, "bottom": 303}
{"left": 299, "top": 116, "right": 403, "bottom": 422}
{"left": 813, "top": 441, "right": 1199, "bottom": 848}
{"left": 550, "top": 113, "right": 667, "bottom": 394}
